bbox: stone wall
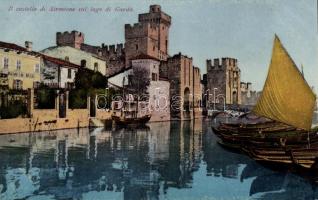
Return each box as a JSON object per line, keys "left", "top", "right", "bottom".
{"left": 160, "top": 53, "right": 201, "bottom": 120}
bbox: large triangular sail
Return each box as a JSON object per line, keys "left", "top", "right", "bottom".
{"left": 253, "top": 35, "right": 316, "bottom": 130}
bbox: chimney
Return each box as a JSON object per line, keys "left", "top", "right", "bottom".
{"left": 98, "top": 49, "right": 102, "bottom": 57}
{"left": 25, "top": 41, "right": 32, "bottom": 51}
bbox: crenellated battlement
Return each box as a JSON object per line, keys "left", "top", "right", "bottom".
{"left": 80, "top": 42, "right": 125, "bottom": 59}
{"left": 56, "top": 30, "right": 84, "bottom": 49}
{"left": 207, "top": 57, "right": 238, "bottom": 71}
{"left": 125, "top": 23, "right": 158, "bottom": 39}
{"left": 169, "top": 52, "right": 192, "bottom": 61}
{"left": 100, "top": 43, "right": 124, "bottom": 55}
{"left": 56, "top": 30, "right": 84, "bottom": 37}
{"left": 138, "top": 5, "right": 171, "bottom": 26}
{"left": 150, "top": 5, "right": 161, "bottom": 12}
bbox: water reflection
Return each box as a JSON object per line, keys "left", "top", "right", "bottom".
{"left": 0, "top": 120, "right": 318, "bottom": 200}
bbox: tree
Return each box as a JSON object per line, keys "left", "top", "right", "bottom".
{"left": 127, "top": 67, "right": 150, "bottom": 97}
{"left": 74, "top": 69, "right": 107, "bottom": 92}
{"left": 71, "top": 68, "right": 107, "bottom": 109}
{"left": 125, "top": 67, "right": 151, "bottom": 115}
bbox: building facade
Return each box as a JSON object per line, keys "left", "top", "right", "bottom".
{"left": 0, "top": 41, "right": 41, "bottom": 90}
{"left": 40, "top": 55, "right": 81, "bottom": 89}
{"left": 108, "top": 55, "right": 170, "bottom": 122}
{"left": 160, "top": 53, "right": 202, "bottom": 120}
{"left": 41, "top": 45, "right": 107, "bottom": 76}
{"left": 131, "top": 55, "right": 170, "bottom": 121}
{"left": 206, "top": 57, "right": 241, "bottom": 109}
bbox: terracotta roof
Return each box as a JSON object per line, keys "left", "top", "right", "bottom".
{"left": 0, "top": 41, "right": 27, "bottom": 52}
{"left": 107, "top": 66, "right": 132, "bottom": 79}
{"left": 0, "top": 41, "right": 81, "bottom": 69}
{"left": 43, "top": 45, "right": 107, "bottom": 61}
{"left": 131, "top": 54, "right": 160, "bottom": 61}
{"left": 41, "top": 54, "right": 81, "bottom": 69}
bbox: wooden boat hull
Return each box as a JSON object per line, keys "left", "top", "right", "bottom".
{"left": 218, "top": 121, "right": 296, "bottom": 134}
{"left": 212, "top": 127, "right": 318, "bottom": 146}
{"left": 112, "top": 114, "right": 151, "bottom": 126}
{"left": 212, "top": 126, "right": 318, "bottom": 170}
{"left": 243, "top": 147, "right": 318, "bottom": 169}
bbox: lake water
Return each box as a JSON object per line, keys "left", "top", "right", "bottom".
{"left": 1, "top": 119, "right": 318, "bottom": 200}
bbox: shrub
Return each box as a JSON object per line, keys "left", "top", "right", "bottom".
{"left": 36, "top": 87, "right": 56, "bottom": 109}
{"left": 69, "top": 89, "right": 87, "bottom": 109}
{"left": 0, "top": 100, "right": 27, "bottom": 119}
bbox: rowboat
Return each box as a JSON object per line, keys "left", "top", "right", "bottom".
{"left": 243, "top": 147, "right": 318, "bottom": 169}
{"left": 111, "top": 114, "right": 151, "bottom": 126}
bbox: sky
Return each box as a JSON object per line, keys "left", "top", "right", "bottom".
{"left": 0, "top": 0, "right": 317, "bottom": 91}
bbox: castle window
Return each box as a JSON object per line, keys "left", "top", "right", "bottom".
{"left": 152, "top": 73, "right": 157, "bottom": 81}
{"left": 65, "top": 56, "right": 69, "bottom": 62}
{"left": 153, "top": 45, "right": 155, "bottom": 51}
{"left": 16, "top": 60, "right": 21, "bottom": 70}
{"left": 35, "top": 63, "right": 40, "bottom": 73}
{"left": 80, "top": 59, "right": 86, "bottom": 67}
{"left": 136, "top": 44, "right": 139, "bottom": 50}
{"left": 94, "top": 62, "right": 99, "bottom": 72}
{"left": 67, "top": 68, "right": 72, "bottom": 79}
{"left": 3, "top": 57, "right": 9, "bottom": 69}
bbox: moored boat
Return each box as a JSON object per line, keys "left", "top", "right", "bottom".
{"left": 212, "top": 35, "right": 318, "bottom": 170}
{"left": 111, "top": 114, "right": 151, "bottom": 126}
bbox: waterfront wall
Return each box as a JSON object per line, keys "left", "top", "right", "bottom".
{"left": 0, "top": 111, "right": 89, "bottom": 134}
{"left": 96, "top": 108, "right": 112, "bottom": 120}
{"left": 0, "top": 89, "right": 90, "bottom": 134}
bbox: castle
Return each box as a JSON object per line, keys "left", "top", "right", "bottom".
{"left": 55, "top": 5, "right": 171, "bottom": 77}
{"left": 52, "top": 4, "right": 248, "bottom": 118}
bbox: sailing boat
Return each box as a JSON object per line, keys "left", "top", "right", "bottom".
{"left": 253, "top": 35, "right": 316, "bottom": 130}
{"left": 214, "top": 35, "right": 316, "bottom": 133}
{"left": 213, "top": 35, "right": 318, "bottom": 169}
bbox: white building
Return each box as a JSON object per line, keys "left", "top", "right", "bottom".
{"left": 41, "top": 46, "right": 107, "bottom": 76}
{"left": 40, "top": 55, "right": 80, "bottom": 89}
{"left": 108, "top": 55, "right": 170, "bottom": 122}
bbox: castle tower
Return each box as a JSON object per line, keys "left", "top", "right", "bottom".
{"left": 56, "top": 31, "right": 84, "bottom": 49}
{"left": 125, "top": 5, "right": 171, "bottom": 66}
{"left": 206, "top": 57, "right": 241, "bottom": 108}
